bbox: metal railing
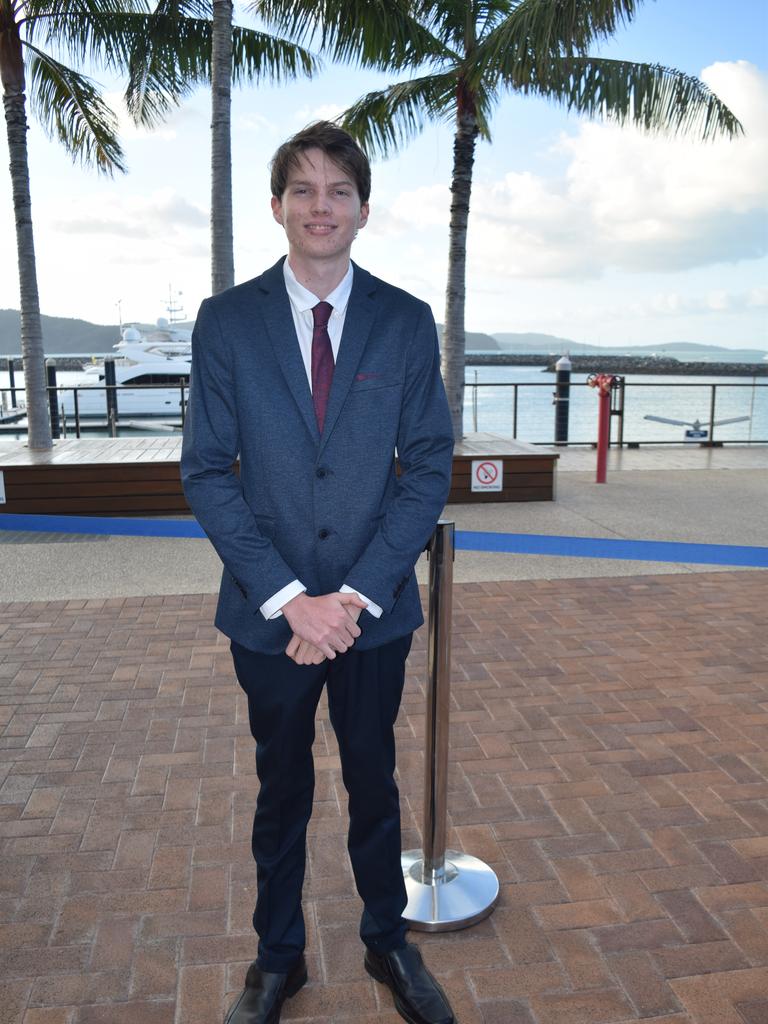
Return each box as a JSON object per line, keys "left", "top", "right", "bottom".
{"left": 0, "top": 382, "right": 188, "bottom": 439}
{"left": 466, "top": 378, "right": 767, "bottom": 446}
{"left": 1, "top": 377, "right": 766, "bottom": 446}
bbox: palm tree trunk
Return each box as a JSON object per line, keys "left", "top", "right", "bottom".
{"left": 2, "top": 60, "right": 52, "bottom": 450}
{"left": 442, "top": 105, "right": 478, "bottom": 441}
{"left": 210, "top": 0, "right": 234, "bottom": 294}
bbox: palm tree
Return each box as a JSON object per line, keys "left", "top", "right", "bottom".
{"left": 256, "top": 0, "right": 742, "bottom": 438}
{"left": 1, "top": 0, "right": 153, "bottom": 449}
{"left": 210, "top": 0, "right": 234, "bottom": 293}
{"left": 126, "top": 0, "right": 317, "bottom": 293}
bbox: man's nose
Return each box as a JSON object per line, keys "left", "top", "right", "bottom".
{"left": 311, "top": 193, "right": 331, "bottom": 214}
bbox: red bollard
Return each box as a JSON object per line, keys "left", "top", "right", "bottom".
{"left": 587, "top": 374, "right": 617, "bottom": 484}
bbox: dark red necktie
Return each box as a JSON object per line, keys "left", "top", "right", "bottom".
{"left": 311, "top": 301, "right": 334, "bottom": 433}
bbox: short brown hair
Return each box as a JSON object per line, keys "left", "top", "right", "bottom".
{"left": 270, "top": 121, "right": 371, "bottom": 204}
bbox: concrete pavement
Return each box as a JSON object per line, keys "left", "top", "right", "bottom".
{"left": 2, "top": 446, "right": 766, "bottom": 603}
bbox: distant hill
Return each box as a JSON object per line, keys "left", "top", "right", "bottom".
{"left": 2, "top": 309, "right": 764, "bottom": 363}
{"left": 492, "top": 331, "right": 588, "bottom": 353}
{"left": 0, "top": 309, "right": 121, "bottom": 355}
{"left": 491, "top": 331, "right": 767, "bottom": 363}
{"left": 437, "top": 324, "right": 500, "bottom": 351}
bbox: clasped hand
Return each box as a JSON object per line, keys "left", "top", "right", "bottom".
{"left": 282, "top": 591, "right": 366, "bottom": 665}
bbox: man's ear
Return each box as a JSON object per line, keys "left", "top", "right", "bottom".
{"left": 271, "top": 195, "right": 284, "bottom": 225}
{"left": 358, "top": 202, "right": 370, "bottom": 231}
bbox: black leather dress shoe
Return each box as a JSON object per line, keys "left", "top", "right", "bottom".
{"left": 364, "top": 944, "right": 455, "bottom": 1024}
{"left": 224, "top": 955, "right": 307, "bottom": 1024}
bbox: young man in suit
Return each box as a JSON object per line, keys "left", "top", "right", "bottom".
{"left": 181, "top": 122, "right": 455, "bottom": 1024}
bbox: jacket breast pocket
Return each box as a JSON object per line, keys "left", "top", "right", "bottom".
{"left": 350, "top": 376, "right": 402, "bottom": 393}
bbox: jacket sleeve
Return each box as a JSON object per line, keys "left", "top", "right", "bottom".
{"left": 180, "top": 299, "right": 299, "bottom": 612}
{"left": 343, "top": 302, "right": 454, "bottom": 613}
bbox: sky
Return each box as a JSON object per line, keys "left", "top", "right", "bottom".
{"left": 1, "top": 0, "right": 767, "bottom": 350}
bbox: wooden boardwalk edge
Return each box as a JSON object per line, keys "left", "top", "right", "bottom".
{"left": 0, "top": 434, "right": 558, "bottom": 514}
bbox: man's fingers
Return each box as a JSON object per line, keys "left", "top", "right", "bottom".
{"left": 285, "top": 634, "right": 301, "bottom": 659}
{"left": 339, "top": 593, "right": 368, "bottom": 609}
{"left": 298, "top": 640, "right": 326, "bottom": 665}
{"left": 286, "top": 634, "right": 328, "bottom": 666}
{"left": 285, "top": 635, "right": 300, "bottom": 659}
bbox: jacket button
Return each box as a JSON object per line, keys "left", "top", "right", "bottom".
{"left": 318, "top": 528, "right": 330, "bottom": 540}
{"left": 316, "top": 468, "right": 326, "bottom": 479}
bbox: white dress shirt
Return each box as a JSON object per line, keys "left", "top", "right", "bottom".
{"left": 259, "top": 260, "right": 383, "bottom": 622}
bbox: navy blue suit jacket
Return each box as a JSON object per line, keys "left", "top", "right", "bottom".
{"left": 181, "top": 257, "right": 454, "bottom": 654}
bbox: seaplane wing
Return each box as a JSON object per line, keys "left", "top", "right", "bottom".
{"left": 711, "top": 416, "right": 751, "bottom": 427}
{"left": 643, "top": 415, "right": 693, "bottom": 427}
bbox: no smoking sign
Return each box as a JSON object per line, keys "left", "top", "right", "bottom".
{"left": 471, "top": 459, "right": 503, "bottom": 493}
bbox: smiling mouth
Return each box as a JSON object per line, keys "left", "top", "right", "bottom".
{"left": 306, "top": 224, "right": 336, "bottom": 234}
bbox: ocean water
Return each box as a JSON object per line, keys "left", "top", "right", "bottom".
{"left": 464, "top": 365, "right": 767, "bottom": 445}
{"left": 2, "top": 365, "right": 766, "bottom": 445}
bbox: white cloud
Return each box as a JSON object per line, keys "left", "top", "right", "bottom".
{"left": 102, "top": 92, "right": 179, "bottom": 142}
{"left": 377, "top": 61, "right": 768, "bottom": 281}
{"left": 293, "top": 104, "right": 345, "bottom": 125}
{"left": 574, "top": 286, "right": 768, "bottom": 324}
{"left": 236, "top": 112, "right": 279, "bottom": 134}
{"left": 48, "top": 190, "right": 209, "bottom": 282}
{"left": 53, "top": 189, "right": 207, "bottom": 240}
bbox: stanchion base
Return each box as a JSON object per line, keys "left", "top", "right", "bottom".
{"left": 401, "top": 849, "right": 499, "bottom": 932}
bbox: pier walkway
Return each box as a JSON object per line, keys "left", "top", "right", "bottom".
{"left": 1, "top": 446, "right": 767, "bottom": 1023}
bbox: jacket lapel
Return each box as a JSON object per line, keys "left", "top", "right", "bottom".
{"left": 256, "top": 258, "right": 320, "bottom": 443}
{"left": 319, "top": 263, "right": 377, "bottom": 455}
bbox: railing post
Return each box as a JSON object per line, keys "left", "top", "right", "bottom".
{"left": 46, "top": 361, "right": 60, "bottom": 440}
{"left": 401, "top": 521, "right": 500, "bottom": 930}
{"left": 8, "top": 358, "right": 17, "bottom": 407}
{"left": 553, "top": 353, "right": 571, "bottom": 445}
{"left": 615, "top": 376, "right": 626, "bottom": 448}
{"left": 708, "top": 384, "right": 717, "bottom": 446}
{"left": 73, "top": 389, "right": 82, "bottom": 439}
{"left": 104, "top": 357, "right": 118, "bottom": 437}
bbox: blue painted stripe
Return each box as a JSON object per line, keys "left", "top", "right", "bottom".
{"left": 1, "top": 514, "right": 766, "bottom": 567}
{"left": 0, "top": 513, "right": 205, "bottom": 539}
{"left": 454, "top": 530, "right": 768, "bottom": 567}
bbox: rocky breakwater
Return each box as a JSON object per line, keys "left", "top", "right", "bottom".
{"left": 543, "top": 355, "right": 768, "bottom": 376}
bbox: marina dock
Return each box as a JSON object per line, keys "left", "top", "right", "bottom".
{"left": 0, "top": 434, "right": 559, "bottom": 514}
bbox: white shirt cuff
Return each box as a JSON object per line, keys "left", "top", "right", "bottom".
{"left": 341, "top": 584, "right": 383, "bottom": 619}
{"left": 260, "top": 580, "right": 306, "bottom": 620}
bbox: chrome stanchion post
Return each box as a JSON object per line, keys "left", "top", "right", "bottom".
{"left": 401, "top": 521, "right": 499, "bottom": 931}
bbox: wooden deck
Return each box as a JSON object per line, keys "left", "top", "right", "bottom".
{"left": 0, "top": 433, "right": 557, "bottom": 515}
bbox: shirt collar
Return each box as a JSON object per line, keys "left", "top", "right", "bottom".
{"left": 283, "top": 258, "right": 354, "bottom": 317}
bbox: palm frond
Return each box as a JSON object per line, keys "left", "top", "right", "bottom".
{"left": 26, "top": 43, "right": 125, "bottom": 174}
{"left": 339, "top": 71, "right": 460, "bottom": 158}
{"left": 25, "top": 0, "right": 152, "bottom": 71}
{"left": 125, "top": 9, "right": 318, "bottom": 127}
{"left": 231, "top": 25, "right": 318, "bottom": 85}
{"left": 124, "top": 12, "right": 210, "bottom": 126}
{"left": 412, "top": 0, "right": 485, "bottom": 51}
{"left": 252, "top": 0, "right": 453, "bottom": 70}
{"left": 469, "top": 75, "right": 498, "bottom": 140}
{"left": 511, "top": 56, "right": 743, "bottom": 140}
{"left": 477, "top": 0, "right": 643, "bottom": 71}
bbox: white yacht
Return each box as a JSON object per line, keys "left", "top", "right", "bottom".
{"left": 61, "top": 319, "right": 192, "bottom": 419}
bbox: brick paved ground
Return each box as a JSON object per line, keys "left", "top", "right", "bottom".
{"left": 1, "top": 570, "right": 767, "bottom": 1024}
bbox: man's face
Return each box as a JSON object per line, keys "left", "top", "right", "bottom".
{"left": 271, "top": 147, "right": 369, "bottom": 264}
